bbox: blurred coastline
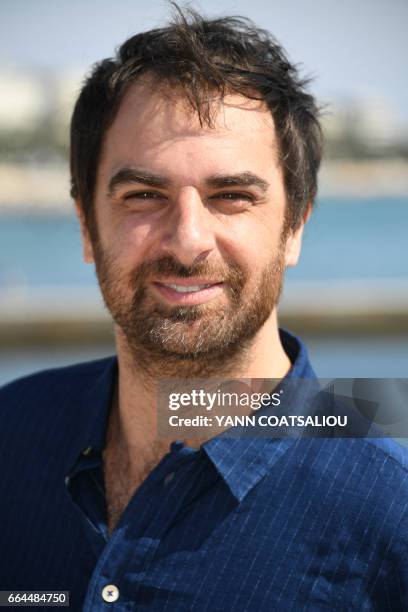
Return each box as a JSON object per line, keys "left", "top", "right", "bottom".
{"left": 1, "top": 159, "right": 408, "bottom": 212}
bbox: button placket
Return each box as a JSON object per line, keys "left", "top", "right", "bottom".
{"left": 84, "top": 448, "right": 202, "bottom": 609}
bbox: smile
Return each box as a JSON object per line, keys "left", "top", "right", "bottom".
{"left": 161, "top": 283, "right": 214, "bottom": 293}
{"left": 152, "top": 280, "right": 224, "bottom": 305}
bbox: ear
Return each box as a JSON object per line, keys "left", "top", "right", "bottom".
{"left": 75, "top": 200, "right": 95, "bottom": 264}
{"left": 284, "top": 203, "right": 312, "bottom": 268}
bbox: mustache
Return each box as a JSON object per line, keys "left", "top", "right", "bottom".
{"left": 131, "top": 255, "right": 244, "bottom": 283}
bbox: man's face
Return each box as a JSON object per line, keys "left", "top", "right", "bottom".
{"left": 78, "top": 82, "right": 306, "bottom": 367}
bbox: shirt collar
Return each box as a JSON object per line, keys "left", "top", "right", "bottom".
{"left": 201, "top": 329, "right": 318, "bottom": 502}
{"left": 65, "top": 356, "right": 117, "bottom": 472}
{"left": 67, "top": 329, "right": 317, "bottom": 501}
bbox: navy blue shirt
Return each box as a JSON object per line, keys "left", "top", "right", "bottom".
{"left": 1, "top": 330, "right": 408, "bottom": 610}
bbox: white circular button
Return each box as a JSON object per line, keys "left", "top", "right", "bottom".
{"left": 102, "top": 584, "right": 119, "bottom": 603}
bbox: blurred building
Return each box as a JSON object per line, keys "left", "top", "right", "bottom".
{"left": 322, "top": 99, "right": 408, "bottom": 159}
{"left": 1, "top": 66, "right": 408, "bottom": 161}
{"left": 0, "top": 69, "right": 47, "bottom": 131}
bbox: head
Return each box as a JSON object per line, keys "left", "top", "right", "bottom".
{"left": 70, "top": 5, "right": 322, "bottom": 377}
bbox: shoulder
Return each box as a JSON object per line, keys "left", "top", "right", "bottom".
{"left": 297, "top": 435, "right": 408, "bottom": 489}
{"left": 0, "top": 356, "right": 115, "bottom": 405}
{"left": 303, "top": 384, "right": 408, "bottom": 492}
{"left": 0, "top": 357, "right": 116, "bottom": 456}
{"left": 363, "top": 435, "right": 408, "bottom": 472}
{"left": 289, "top": 437, "right": 408, "bottom": 533}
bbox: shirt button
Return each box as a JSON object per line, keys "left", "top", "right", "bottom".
{"left": 83, "top": 446, "right": 93, "bottom": 456}
{"left": 101, "top": 584, "right": 119, "bottom": 603}
{"left": 164, "top": 472, "right": 175, "bottom": 486}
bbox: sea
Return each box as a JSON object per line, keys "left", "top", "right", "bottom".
{"left": 0, "top": 196, "right": 407, "bottom": 385}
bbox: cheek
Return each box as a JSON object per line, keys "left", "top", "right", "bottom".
{"left": 102, "top": 213, "right": 159, "bottom": 266}
{"left": 221, "top": 213, "right": 283, "bottom": 272}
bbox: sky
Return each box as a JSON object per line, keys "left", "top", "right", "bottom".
{"left": 1, "top": 0, "right": 408, "bottom": 120}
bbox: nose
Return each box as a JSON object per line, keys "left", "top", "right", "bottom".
{"left": 161, "top": 187, "right": 216, "bottom": 267}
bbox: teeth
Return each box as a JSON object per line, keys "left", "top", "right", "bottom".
{"left": 163, "top": 283, "right": 212, "bottom": 293}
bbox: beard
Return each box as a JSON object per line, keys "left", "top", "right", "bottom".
{"left": 93, "top": 240, "right": 286, "bottom": 378}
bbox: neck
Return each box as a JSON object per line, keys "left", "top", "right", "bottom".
{"left": 107, "top": 312, "right": 291, "bottom": 473}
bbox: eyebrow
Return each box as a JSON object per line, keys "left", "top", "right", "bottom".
{"left": 205, "top": 172, "right": 269, "bottom": 193}
{"left": 108, "top": 168, "right": 169, "bottom": 196}
{"left": 107, "top": 167, "right": 270, "bottom": 197}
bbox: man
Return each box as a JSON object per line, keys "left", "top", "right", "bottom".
{"left": 1, "top": 6, "right": 407, "bottom": 611}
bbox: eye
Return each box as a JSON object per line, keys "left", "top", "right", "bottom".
{"left": 213, "top": 192, "right": 253, "bottom": 202}
{"left": 124, "top": 191, "right": 165, "bottom": 201}
{"left": 209, "top": 192, "right": 255, "bottom": 211}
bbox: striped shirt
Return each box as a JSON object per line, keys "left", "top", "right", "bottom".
{"left": 1, "top": 330, "right": 407, "bottom": 610}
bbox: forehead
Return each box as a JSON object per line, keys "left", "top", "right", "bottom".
{"left": 99, "top": 81, "right": 280, "bottom": 178}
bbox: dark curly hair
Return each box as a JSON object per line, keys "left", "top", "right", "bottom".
{"left": 70, "top": 3, "right": 322, "bottom": 231}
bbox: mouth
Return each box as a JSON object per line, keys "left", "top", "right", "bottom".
{"left": 151, "top": 279, "right": 224, "bottom": 305}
